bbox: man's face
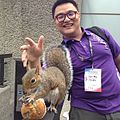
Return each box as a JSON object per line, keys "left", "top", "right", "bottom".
{"left": 54, "top": 3, "right": 80, "bottom": 38}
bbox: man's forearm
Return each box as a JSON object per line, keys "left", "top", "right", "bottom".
{"left": 28, "top": 58, "right": 41, "bottom": 69}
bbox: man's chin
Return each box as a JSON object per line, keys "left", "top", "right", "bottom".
{"left": 62, "top": 31, "right": 74, "bottom": 37}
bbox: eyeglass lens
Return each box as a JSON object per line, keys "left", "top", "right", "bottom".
{"left": 56, "top": 11, "right": 77, "bottom": 22}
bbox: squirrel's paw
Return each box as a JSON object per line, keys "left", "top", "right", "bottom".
{"left": 20, "top": 95, "right": 35, "bottom": 104}
{"left": 18, "top": 95, "right": 31, "bottom": 104}
{"left": 25, "top": 96, "right": 34, "bottom": 104}
{"left": 48, "top": 104, "right": 57, "bottom": 113}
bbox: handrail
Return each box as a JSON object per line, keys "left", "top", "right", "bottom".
{"left": 0, "top": 54, "right": 12, "bottom": 87}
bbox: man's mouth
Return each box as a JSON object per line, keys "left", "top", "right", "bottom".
{"left": 63, "top": 23, "right": 73, "bottom": 28}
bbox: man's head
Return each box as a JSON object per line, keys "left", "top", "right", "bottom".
{"left": 52, "top": 0, "right": 81, "bottom": 39}
{"left": 52, "top": 0, "right": 79, "bottom": 19}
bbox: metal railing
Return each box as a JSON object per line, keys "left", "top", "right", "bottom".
{"left": 0, "top": 54, "right": 12, "bottom": 87}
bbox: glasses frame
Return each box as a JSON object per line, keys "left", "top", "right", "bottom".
{"left": 55, "top": 10, "right": 78, "bottom": 23}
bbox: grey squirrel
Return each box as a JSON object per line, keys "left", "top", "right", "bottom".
{"left": 21, "top": 44, "right": 73, "bottom": 113}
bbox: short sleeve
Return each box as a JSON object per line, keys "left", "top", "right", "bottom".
{"left": 102, "top": 28, "right": 120, "bottom": 58}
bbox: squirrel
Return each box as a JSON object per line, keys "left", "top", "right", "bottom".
{"left": 21, "top": 44, "right": 73, "bottom": 113}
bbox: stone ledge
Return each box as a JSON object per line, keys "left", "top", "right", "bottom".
{"left": 0, "top": 85, "right": 12, "bottom": 120}
{"left": 0, "top": 85, "right": 10, "bottom": 93}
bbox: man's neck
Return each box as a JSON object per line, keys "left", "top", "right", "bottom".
{"left": 63, "top": 28, "right": 83, "bottom": 41}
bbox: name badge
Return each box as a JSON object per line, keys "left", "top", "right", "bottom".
{"left": 84, "top": 68, "right": 102, "bottom": 92}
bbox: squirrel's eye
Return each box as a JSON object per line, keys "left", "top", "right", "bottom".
{"left": 30, "top": 79, "right": 36, "bottom": 84}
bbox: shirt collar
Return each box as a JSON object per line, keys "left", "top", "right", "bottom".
{"left": 62, "top": 27, "right": 91, "bottom": 44}
{"left": 84, "top": 27, "right": 91, "bottom": 36}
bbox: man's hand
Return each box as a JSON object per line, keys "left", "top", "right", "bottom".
{"left": 20, "top": 35, "right": 44, "bottom": 68}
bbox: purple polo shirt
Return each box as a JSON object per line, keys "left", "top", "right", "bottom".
{"left": 63, "top": 28, "right": 120, "bottom": 114}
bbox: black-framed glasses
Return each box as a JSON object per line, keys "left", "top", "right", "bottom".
{"left": 55, "top": 10, "right": 78, "bottom": 23}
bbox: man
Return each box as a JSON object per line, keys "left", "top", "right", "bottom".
{"left": 20, "top": 0, "right": 120, "bottom": 120}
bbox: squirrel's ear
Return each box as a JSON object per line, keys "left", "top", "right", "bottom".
{"left": 35, "top": 65, "right": 40, "bottom": 75}
{"left": 34, "top": 65, "right": 40, "bottom": 80}
{"left": 26, "top": 61, "right": 31, "bottom": 71}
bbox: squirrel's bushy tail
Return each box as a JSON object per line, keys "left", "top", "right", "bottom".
{"left": 42, "top": 44, "right": 73, "bottom": 90}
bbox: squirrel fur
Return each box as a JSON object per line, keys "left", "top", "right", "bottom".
{"left": 21, "top": 45, "right": 73, "bottom": 113}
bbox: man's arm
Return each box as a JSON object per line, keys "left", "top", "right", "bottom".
{"left": 114, "top": 54, "right": 120, "bottom": 73}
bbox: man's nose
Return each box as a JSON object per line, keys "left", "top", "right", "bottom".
{"left": 64, "top": 15, "right": 71, "bottom": 22}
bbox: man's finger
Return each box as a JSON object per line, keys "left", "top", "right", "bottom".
{"left": 21, "top": 50, "right": 28, "bottom": 67}
{"left": 23, "top": 59, "right": 28, "bottom": 67}
{"left": 25, "top": 37, "right": 35, "bottom": 46}
{"left": 38, "top": 35, "right": 44, "bottom": 48}
{"left": 20, "top": 45, "right": 29, "bottom": 51}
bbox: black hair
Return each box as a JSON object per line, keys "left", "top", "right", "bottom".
{"left": 52, "top": 0, "right": 79, "bottom": 18}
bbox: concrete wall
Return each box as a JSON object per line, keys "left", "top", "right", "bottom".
{"left": 0, "top": 0, "right": 61, "bottom": 57}
{"left": 0, "top": 0, "right": 82, "bottom": 120}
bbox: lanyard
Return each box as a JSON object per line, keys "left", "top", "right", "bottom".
{"left": 87, "top": 37, "right": 94, "bottom": 68}
{"left": 71, "top": 37, "right": 94, "bottom": 68}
